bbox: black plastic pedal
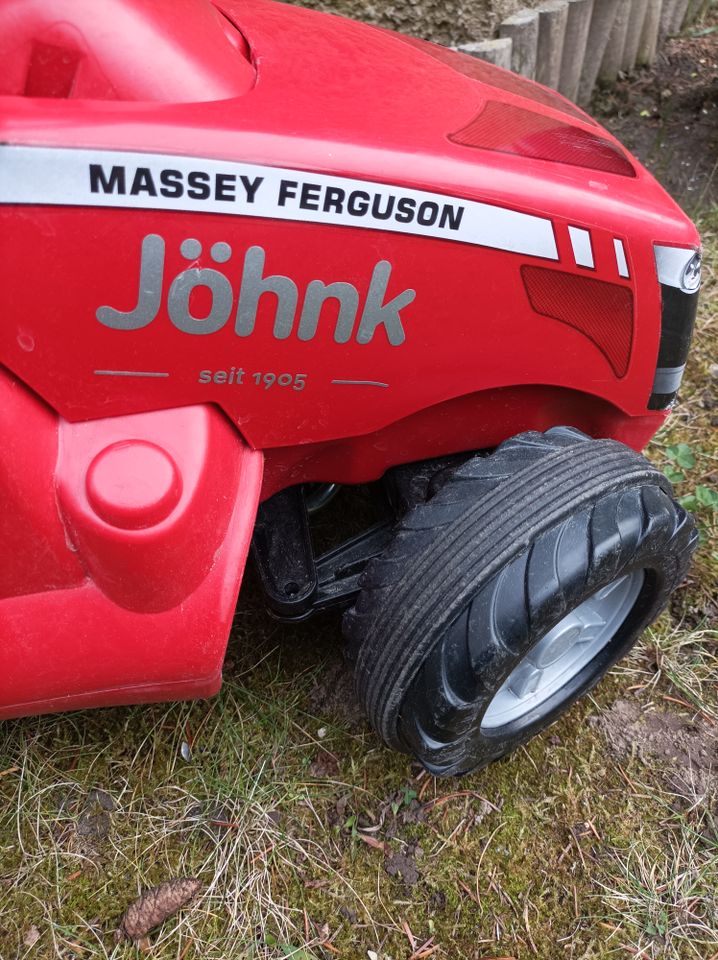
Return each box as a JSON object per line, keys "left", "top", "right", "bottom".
{"left": 251, "top": 485, "right": 317, "bottom": 620}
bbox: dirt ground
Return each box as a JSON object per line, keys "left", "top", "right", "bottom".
{"left": 593, "top": 699, "right": 718, "bottom": 798}
{"left": 598, "top": 24, "right": 718, "bottom": 211}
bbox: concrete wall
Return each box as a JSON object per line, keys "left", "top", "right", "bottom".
{"left": 284, "top": 0, "right": 701, "bottom": 100}
{"left": 283, "top": 0, "right": 544, "bottom": 47}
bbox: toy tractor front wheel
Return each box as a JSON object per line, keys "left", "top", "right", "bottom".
{"left": 343, "top": 427, "right": 697, "bottom": 776}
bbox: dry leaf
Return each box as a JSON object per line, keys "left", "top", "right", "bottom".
{"left": 358, "top": 833, "right": 386, "bottom": 852}
{"left": 23, "top": 925, "right": 40, "bottom": 948}
{"left": 117, "top": 877, "right": 202, "bottom": 942}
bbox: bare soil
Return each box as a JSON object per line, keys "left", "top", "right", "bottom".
{"left": 598, "top": 27, "right": 718, "bottom": 209}
{"left": 593, "top": 699, "right": 718, "bottom": 799}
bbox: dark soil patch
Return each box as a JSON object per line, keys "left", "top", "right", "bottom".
{"left": 76, "top": 788, "right": 115, "bottom": 840}
{"left": 307, "top": 656, "right": 367, "bottom": 733}
{"left": 308, "top": 749, "right": 341, "bottom": 779}
{"left": 598, "top": 27, "right": 718, "bottom": 209}
{"left": 593, "top": 699, "right": 718, "bottom": 800}
{"left": 384, "top": 845, "right": 422, "bottom": 887}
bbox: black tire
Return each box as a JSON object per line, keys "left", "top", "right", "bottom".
{"left": 343, "top": 427, "right": 697, "bottom": 776}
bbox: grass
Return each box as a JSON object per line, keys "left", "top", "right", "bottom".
{"left": 2, "top": 112, "right": 718, "bottom": 960}
{"left": 597, "top": 804, "right": 718, "bottom": 959}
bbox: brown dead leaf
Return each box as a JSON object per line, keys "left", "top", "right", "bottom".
{"left": 23, "top": 925, "right": 40, "bottom": 948}
{"left": 358, "top": 832, "right": 386, "bottom": 852}
{"left": 116, "top": 877, "right": 202, "bottom": 942}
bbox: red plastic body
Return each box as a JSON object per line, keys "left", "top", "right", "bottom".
{"left": 0, "top": 0, "right": 699, "bottom": 719}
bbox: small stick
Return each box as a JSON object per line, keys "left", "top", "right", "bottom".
{"left": 458, "top": 879, "right": 480, "bottom": 906}
{"left": 402, "top": 919, "right": 417, "bottom": 951}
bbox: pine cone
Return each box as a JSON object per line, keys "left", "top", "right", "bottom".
{"left": 117, "top": 877, "right": 202, "bottom": 941}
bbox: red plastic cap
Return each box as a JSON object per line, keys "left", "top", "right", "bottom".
{"left": 86, "top": 440, "right": 183, "bottom": 530}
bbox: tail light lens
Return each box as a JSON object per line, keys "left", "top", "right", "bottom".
{"left": 450, "top": 102, "right": 635, "bottom": 177}
{"left": 522, "top": 266, "right": 634, "bottom": 377}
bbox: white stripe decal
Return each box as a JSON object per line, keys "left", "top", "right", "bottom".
{"left": 613, "top": 238, "right": 629, "bottom": 278}
{"left": 0, "top": 145, "right": 558, "bottom": 260}
{"left": 568, "top": 226, "right": 594, "bottom": 268}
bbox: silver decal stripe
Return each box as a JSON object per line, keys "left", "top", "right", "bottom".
{"left": 568, "top": 226, "right": 594, "bottom": 268}
{"left": 95, "top": 369, "right": 170, "bottom": 378}
{"left": 654, "top": 244, "right": 701, "bottom": 292}
{"left": 331, "top": 379, "right": 389, "bottom": 388}
{"left": 0, "top": 145, "right": 558, "bottom": 260}
{"left": 652, "top": 365, "right": 685, "bottom": 394}
{"left": 613, "top": 238, "right": 629, "bottom": 278}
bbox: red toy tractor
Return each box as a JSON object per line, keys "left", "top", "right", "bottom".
{"left": 0, "top": 0, "right": 701, "bottom": 775}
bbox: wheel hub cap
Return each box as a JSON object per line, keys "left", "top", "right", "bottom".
{"left": 481, "top": 571, "right": 644, "bottom": 730}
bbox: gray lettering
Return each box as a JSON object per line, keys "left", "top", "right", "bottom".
{"left": 235, "top": 246, "right": 298, "bottom": 340}
{"left": 357, "top": 261, "right": 414, "bottom": 346}
{"left": 180, "top": 238, "right": 201, "bottom": 260}
{"left": 167, "top": 267, "right": 233, "bottom": 335}
{"left": 211, "top": 242, "right": 231, "bottom": 263}
{"left": 98, "top": 236, "right": 416, "bottom": 346}
{"left": 96, "top": 233, "right": 164, "bottom": 330}
{"left": 299, "top": 280, "right": 359, "bottom": 343}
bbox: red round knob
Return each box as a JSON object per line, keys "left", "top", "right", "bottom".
{"left": 86, "top": 440, "right": 182, "bottom": 530}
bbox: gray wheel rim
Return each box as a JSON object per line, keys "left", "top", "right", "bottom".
{"left": 480, "top": 571, "right": 644, "bottom": 730}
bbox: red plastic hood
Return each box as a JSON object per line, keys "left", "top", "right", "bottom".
{"left": 0, "top": 0, "right": 695, "bottom": 240}
{"left": 0, "top": 0, "right": 700, "bottom": 453}
{"left": 0, "top": 0, "right": 254, "bottom": 101}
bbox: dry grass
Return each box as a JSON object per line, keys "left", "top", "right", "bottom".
{"left": 591, "top": 202, "right": 718, "bottom": 960}
{"left": 597, "top": 805, "right": 718, "bottom": 959}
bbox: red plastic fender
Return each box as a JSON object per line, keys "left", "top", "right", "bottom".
{"left": 0, "top": 368, "right": 263, "bottom": 717}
